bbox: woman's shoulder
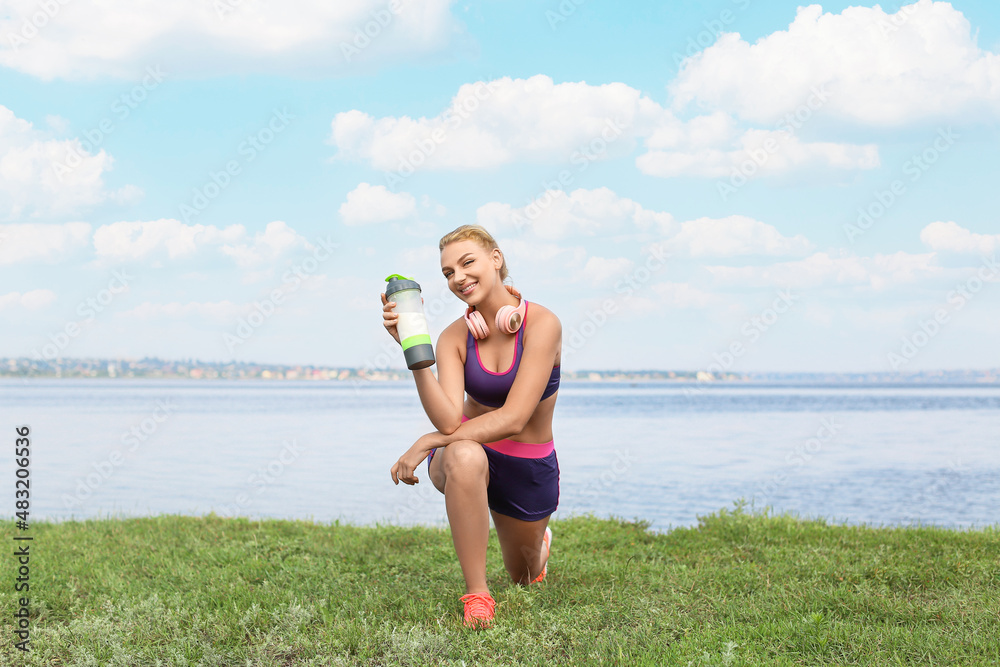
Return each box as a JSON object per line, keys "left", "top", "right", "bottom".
{"left": 441, "top": 316, "right": 470, "bottom": 346}
{"left": 526, "top": 300, "right": 561, "bottom": 331}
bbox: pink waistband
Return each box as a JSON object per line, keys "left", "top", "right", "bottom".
{"left": 461, "top": 413, "right": 554, "bottom": 459}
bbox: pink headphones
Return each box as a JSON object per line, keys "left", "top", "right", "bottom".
{"left": 465, "top": 284, "right": 526, "bottom": 340}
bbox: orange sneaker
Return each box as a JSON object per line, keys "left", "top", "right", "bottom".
{"left": 530, "top": 526, "right": 553, "bottom": 584}
{"left": 460, "top": 592, "right": 496, "bottom": 629}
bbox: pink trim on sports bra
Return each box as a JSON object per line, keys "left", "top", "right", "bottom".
{"left": 464, "top": 300, "right": 560, "bottom": 408}
{"left": 472, "top": 322, "right": 520, "bottom": 375}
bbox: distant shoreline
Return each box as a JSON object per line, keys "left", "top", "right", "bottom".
{"left": 2, "top": 356, "right": 998, "bottom": 383}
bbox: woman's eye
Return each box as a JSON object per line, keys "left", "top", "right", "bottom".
{"left": 444, "top": 259, "right": 473, "bottom": 277}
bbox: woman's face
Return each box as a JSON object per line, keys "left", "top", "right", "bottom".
{"left": 441, "top": 240, "right": 498, "bottom": 302}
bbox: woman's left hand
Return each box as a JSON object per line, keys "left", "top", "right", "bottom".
{"left": 390, "top": 433, "right": 441, "bottom": 485}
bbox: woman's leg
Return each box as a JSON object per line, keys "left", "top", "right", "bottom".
{"left": 490, "top": 510, "right": 550, "bottom": 585}
{"left": 428, "top": 440, "right": 491, "bottom": 594}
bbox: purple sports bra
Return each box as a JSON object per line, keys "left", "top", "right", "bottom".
{"left": 465, "top": 300, "right": 560, "bottom": 408}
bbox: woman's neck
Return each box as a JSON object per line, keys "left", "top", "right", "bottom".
{"left": 475, "top": 287, "right": 521, "bottom": 332}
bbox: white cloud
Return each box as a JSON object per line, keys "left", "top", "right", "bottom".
{"left": 0, "top": 222, "right": 91, "bottom": 264}
{"left": 45, "top": 114, "right": 70, "bottom": 133}
{"left": 220, "top": 221, "right": 313, "bottom": 268}
{"left": 479, "top": 188, "right": 809, "bottom": 259}
{"left": 339, "top": 183, "right": 416, "bottom": 225}
{"left": 581, "top": 256, "right": 635, "bottom": 288}
{"left": 93, "top": 219, "right": 245, "bottom": 262}
{"left": 637, "top": 127, "right": 879, "bottom": 178}
{"left": 330, "top": 75, "right": 881, "bottom": 179}
{"left": 478, "top": 187, "right": 675, "bottom": 241}
{"left": 481, "top": 237, "right": 589, "bottom": 288}
{"left": 670, "top": 1, "right": 1000, "bottom": 125}
{"left": 920, "top": 221, "right": 1000, "bottom": 255}
{"left": 0, "top": 289, "right": 56, "bottom": 311}
{"left": 664, "top": 215, "right": 814, "bottom": 258}
{"left": 0, "top": 105, "right": 138, "bottom": 219}
{"left": 420, "top": 194, "right": 447, "bottom": 218}
{"left": 402, "top": 230, "right": 588, "bottom": 301}
{"left": 0, "top": 0, "right": 464, "bottom": 81}
{"left": 704, "top": 250, "right": 942, "bottom": 291}
{"left": 330, "top": 75, "right": 660, "bottom": 171}
{"left": 91, "top": 218, "right": 311, "bottom": 267}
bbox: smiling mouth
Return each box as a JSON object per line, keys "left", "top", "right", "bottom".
{"left": 460, "top": 282, "right": 477, "bottom": 295}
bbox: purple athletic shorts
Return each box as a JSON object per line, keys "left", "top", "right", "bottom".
{"left": 427, "top": 415, "right": 559, "bottom": 522}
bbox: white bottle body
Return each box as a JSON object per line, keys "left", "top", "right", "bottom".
{"left": 392, "top": 289, "right": 429, "bottom": 341}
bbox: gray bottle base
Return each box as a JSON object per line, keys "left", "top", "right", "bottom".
{"left": 404, "top": 343, "right": 435, "bottom": 370}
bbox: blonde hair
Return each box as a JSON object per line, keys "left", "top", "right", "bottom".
{"left": 439, "top": 224, "right": 510, "bottom": 283}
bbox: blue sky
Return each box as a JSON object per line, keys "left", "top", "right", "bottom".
{"left": 1, "top": 0, "right": 998, "bottom": 373}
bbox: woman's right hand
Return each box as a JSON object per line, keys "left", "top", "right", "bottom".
{"left": 381, "top": 292, "right": 401, "bottom": 345}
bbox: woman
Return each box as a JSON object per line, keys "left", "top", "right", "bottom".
{"left": 380, "top": 224, "right": 562, "bottom": 629}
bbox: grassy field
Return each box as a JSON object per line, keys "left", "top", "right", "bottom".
{"left": 2, "top": 502, "right": 998, "bottom": 666}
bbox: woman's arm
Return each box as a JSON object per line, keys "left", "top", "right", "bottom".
{"left": 430, "top": 309, "right": 561, "bottom": 448}
{"left": 411, "top": 324, "right": 464, "bottom": 435}
{"left": 392, "top": 311, "right": 560, "bottom": 485}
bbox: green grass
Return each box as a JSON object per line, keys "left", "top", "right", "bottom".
{"left": 2, "top": 501, "right": 998, "bottom": 666}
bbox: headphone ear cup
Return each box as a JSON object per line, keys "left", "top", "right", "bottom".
{"left": 496, "top": 298, "right": 526, "bottom": 334}
{"left": 495, "top": 305, "right": 515, "bottom": 334}
{"left": 465, "top": 307, "right": 489, "bottom": 339}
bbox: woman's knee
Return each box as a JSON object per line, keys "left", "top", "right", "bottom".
{"left": 503, "top": 554, "right": 536, "bottom": 585}
{"left": 442, "top": 440, "right": 487, "bottom": 479}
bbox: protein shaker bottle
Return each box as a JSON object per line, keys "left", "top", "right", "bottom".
{"left": 384, "top": 274, "right": 435, "bottom": 370}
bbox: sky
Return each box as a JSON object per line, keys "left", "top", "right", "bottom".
{"left": 1, "top": 0, "right": 998, "bottom": 374}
